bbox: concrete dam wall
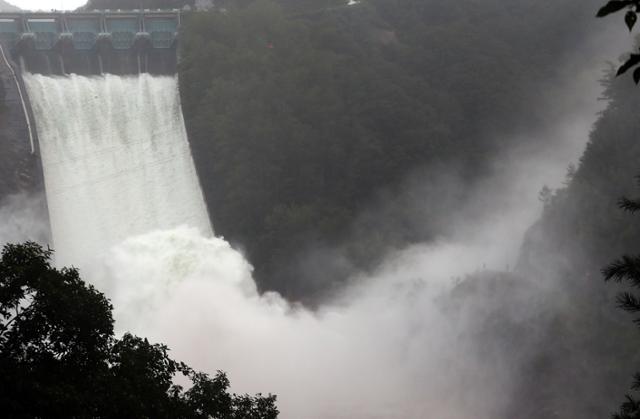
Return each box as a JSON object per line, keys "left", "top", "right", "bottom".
{"left": 0, "top": 10, "right": 180, "bottom": 75}
{"left": 0, "top": 10, "right": 185, "bottom": 230}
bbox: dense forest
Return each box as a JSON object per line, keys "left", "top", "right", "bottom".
{"left": 520, "top": 73, "right": 640, "bottom": 286}
{"left": 507, "top": 67, "right": 640, "bottom": 419}
{"left": 176, "top": 1, "right": 640, "bottom": 416}
{"left": 178, "top": 0, "right": 612, "bottom": 301}
{"left": 408, "top": 67, "right": 640, "bottom": 419}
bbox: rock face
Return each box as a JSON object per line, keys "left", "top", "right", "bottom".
{"left": 0, "top": 44, "right": 45, "bottom": 202}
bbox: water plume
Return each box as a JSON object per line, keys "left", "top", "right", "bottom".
{"left": 14, "top": 61, "right": 608, "bottom": 418}
{"left": 23, "top": 73, "right": 212, "bottom": 268}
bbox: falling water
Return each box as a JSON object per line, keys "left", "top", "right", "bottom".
{"left": 20, "top": 73, "right": 501, "bottom": 419}
{"left": 16, "top": 68, "right": 603, "bottom": 418}
{"left": 23, "top": 73, "right": 212, "bottom": 267}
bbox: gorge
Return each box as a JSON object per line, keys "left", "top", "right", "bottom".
{"left": 1, "top": 0, "right": 640, "bottom": 418}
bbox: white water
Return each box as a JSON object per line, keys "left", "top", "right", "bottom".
{"left": 15, "top": 70, "right": 604, "bottom": 418}
{"left": 23, "top": 73, "right": 212, "bottom": 267}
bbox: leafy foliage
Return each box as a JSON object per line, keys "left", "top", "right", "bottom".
{"left": 596, "top": 0, "right": 640, "bottom": 82}
{"left": 597, "top": 1, "right": 634, "bottom": 18}
{"left": 602, "top": 195, "right": 640, "bottom": 419}
{"left": 613, "top": 394, "right": 640, "bottom": 419}
{"left": 597, "top": 0, "right": 637, "bottom": 19}
{"left": 0, "top": 242, "right": 278, "bottom": 418}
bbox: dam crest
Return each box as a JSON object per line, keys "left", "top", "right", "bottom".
{"left": 0, "top": 10, "right": 212, "bottom": 261}
{"left": 0, "top": 10, "right": 180, "bottom": 75}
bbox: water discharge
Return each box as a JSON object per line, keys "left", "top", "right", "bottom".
{"left": 16, "top": 71, "right": 603, "bottom": 418}
{"left": 100, "top": 227, "right": 524, "bottom": 419}
{"left": 23, "top": 73, "right": 212, "bottom": 267}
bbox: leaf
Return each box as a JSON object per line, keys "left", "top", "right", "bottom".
{"left": 602, "top": 255, "right": 640, "bottom": 283}
{"left": 626, "top": 10, "right": 638, "bottom": 30}
{"left": 634, "top": 66, "right": 640, "bottom": 83}
{"left": 617, "top": 53, "right": 640, "bottom": 75}
{"left": 617, "top": 292, "right": 640, "bottom": 312}
{"left": 597, "top": 0, "right": 633, "bottom": 17}
{"left": 619, "top": 196, "right": 640, "bottom": 210}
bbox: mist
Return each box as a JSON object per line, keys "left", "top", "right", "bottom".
{"left": 26, "top": 51, "right": 609, "bottom": 419}
{"left": 0, "top": 70, "right": 599, "bottom": 416}
{"left": 0, "top": 1, "right": 636, "bottom": 418}
{"left": 0, "top": 193, "right": 48, "bottom": 245}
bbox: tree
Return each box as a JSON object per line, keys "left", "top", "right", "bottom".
{"left": 594, "top": 5, "right": 640, "bottom": 412}
{"left": 0, "top": 242, "right": 278, "bottom": 418}
{"left": 603, "top": 190, "right": 640, "bottom": 419}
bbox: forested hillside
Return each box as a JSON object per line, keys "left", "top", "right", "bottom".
{"left": 178, "top": 0, "right": 611, "bottom": 300}
{"left": 484, "top": 69, "right": 640, "bottom": 419}
{"left": 520, "top": 72, "right": 640, "bottom": 280}
{"left": 420, "top": 69, "right": 640, "bottom": 419}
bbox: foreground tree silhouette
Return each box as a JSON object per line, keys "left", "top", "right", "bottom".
{"left": 604, "top": 191, "right": 640, "bottom": 419}
{"left": 0, "top": 242, "right": 278, "bottom": 418}
{"left": 597, "top": 1, "right": 640, "bottom": 83}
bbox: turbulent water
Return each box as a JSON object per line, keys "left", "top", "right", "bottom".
{"left": 13, "top": 70, "right": 602, "bottom": 418}
{"left": 23, "top": 73, "right": 212, "bottom": 267}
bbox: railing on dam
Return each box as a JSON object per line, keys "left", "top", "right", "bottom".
{"left": 0, "top": 10, "right": 180, "bottom": 52}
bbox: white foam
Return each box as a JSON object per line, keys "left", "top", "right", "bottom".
{"left": 23, "top": 73, "right": 212, "bottom": 267}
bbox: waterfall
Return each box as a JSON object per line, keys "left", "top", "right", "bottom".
{"left": 23, "top": 73, "right": 212, "bottom": 267}
{"left": 15, "top": 59, "right": 604, "bottom": 419}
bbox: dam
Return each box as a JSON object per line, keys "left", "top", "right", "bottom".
{"left": 0, "top": 9, "right": 212, "bottom": 266}
{"left": 0, "top": 10, "right": 180, "bottom": 75}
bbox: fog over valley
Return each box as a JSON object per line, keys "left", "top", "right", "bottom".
{"left": 1, "top": 1, "right": 640, "bottom": 418}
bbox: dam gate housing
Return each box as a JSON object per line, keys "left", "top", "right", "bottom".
{"left": 0, "top": 10, "right": 180, "bottom": 75}
{"left": 0, "top": 10, "right": 182, "bottom": 219}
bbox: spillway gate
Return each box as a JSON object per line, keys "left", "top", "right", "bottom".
{"left": 0, "top": 10, "right": 180, "bottom": 52}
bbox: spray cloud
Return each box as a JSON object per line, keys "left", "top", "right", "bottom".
{"left": 0, "top": 27, "right": 626, "bottom": 418}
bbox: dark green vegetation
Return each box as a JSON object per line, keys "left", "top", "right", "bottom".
{"left": 0, "top": 242, "right": 278, "bottom": 418}
{"left": 175, "top": 0, "right": 640, "bottom": 415}
{"left": 427, "top": 68, "right": 640, "bottom": 418}
{"left": 513, "top": 69, "right": 640, "bottom": 418}
{"left": 572, "top": 2, "right": 640, "bottom": 416}
{"left": 603, "top": 195, "right": 640, "bottom": 419}
{"left": 519, "top": 72, "right": 640, "bottom": 289}
{"left": 178, "top": 0, "right": 610, "bottom": 301}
